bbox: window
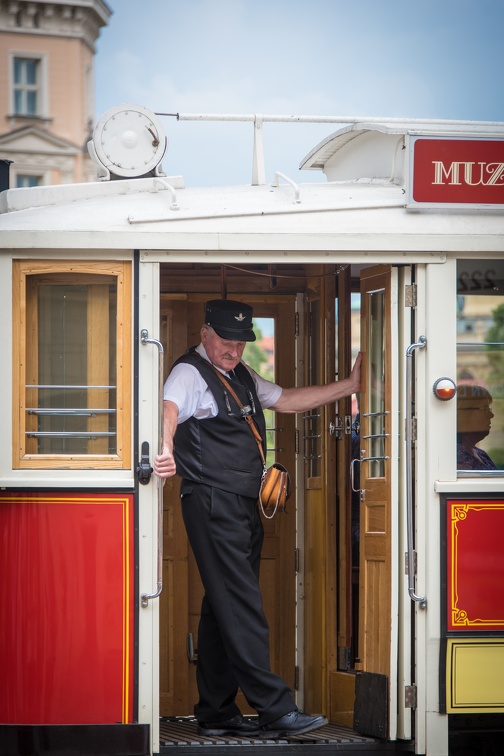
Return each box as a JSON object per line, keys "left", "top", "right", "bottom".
{"left": 457, "top": 261, "right": 504, "bottom": 473}
{"left": 305, "top": 299, "right": 322, "bottom": 479}
{"left": 13, "top": 57, "right": 39, "bottom": 116}
{"left": 16, "top": 175, "right": 41, "bottom": 188}
{"left": 366, "top": 289, "right": 386, "bottom": 478}
{"left": 249, "top": 317, "right": 276, "bottom": 467}
{"left": 13, "top": 261, "right": 132, "bottom": 469}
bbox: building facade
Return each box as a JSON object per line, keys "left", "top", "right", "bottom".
{"left": 0, "top": 0, "right": 111, "bottom": 186}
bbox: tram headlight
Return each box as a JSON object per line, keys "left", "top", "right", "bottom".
{"left": 433, "top": 377, "right": 457, "bottom": 401}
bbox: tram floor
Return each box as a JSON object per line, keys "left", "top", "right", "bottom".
{"left": 158, "top": 717, "right": 415, "bottom": 754}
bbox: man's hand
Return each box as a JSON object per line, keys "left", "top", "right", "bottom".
{"left": 348, "top": 352, "right": 362, "bottom": 395}
{"left": 154, "top": 446, "right": 177, "bottom": 479}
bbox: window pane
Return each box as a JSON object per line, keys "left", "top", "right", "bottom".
{"left": 14, "top": 58, "right": 23, "bottom": 84}
{"left": 249, "top": 317, "right": 276, "bottom": 467}
{"left": 26, "top": 90, "right": 37, "bottom": 115}
{"left": 14, "top": 90, "right": 23, "bottom": 114}
{"left": 25, "top": 59, "right": 37, "bottom": 84}
{"left": 16, "top": 175, "right": 41, "bottom": 188}
{"left": 457, "top": 261, "right": 504, "bottom": 472}
{"left": 26, "top": 277, "right": 118, "bottom": 455}
{"left": 367, "top": 290, "right": 386, "bottom": 478}
{"left": 306, "top": 300, "right": 322, "bottom": 478}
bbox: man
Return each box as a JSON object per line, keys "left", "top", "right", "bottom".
{"left": 154, "top": 299, "right": 361, "bottom": 739}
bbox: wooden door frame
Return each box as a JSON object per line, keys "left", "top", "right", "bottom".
{"left": 301, "top": 265, "right": 340, "bottom": 716}
{"left": 330, "top": 266, "right": 359, "bottom": 725}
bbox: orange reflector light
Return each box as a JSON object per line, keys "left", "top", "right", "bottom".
{"left": 433, "top": 377, "right": 457, "bottom": 401}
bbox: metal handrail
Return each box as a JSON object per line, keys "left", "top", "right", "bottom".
{"left": 405, "top": 336, "right": 427, "bottom": 609}
{"left": 27, "top": 408, "right": 116, "bottom": 415}
{"left": 26, "top": 384, "right": 116, "bottom": 390}
{"left": 140, "top": 329, "right": 165, "bottom": 608}
{"left": 26, "top": 431, "right": 114, "bottom": 438}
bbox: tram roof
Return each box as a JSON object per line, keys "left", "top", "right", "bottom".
{"left": 0, "top": 117, "right": 503, "bottom": 258}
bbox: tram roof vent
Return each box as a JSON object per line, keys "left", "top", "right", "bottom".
{"left": 299, "top": 120, "right": 504, "bottom": 185}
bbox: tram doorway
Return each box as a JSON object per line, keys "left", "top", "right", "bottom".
{"left": 144, "top": 261, "right": 400, "bottom": 734}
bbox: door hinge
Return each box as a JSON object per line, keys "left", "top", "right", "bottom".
{"left": 405, "top": 550, "right": 417, "bottom": 576}
{"left": 338, "top": 646, "right": 351, "bottom": 671}
{"left": 405, "top": 283, "right": 417, "bottom": 308}
{"left": 295, "top": 427, "right": 300, "bottom": 454}
{"left": 405, "top": 684, "right": 417, "bottom": 709}
{"left": 294, "top": 547, "right": 300, "bottom": 574}
{"left": 411, "top": 416, "right": 418, "bottom": 443}
{"left": 294, "top": 311, "right": 300, "bottom": 337}
{"left": 294, "top": 665, "right": 300, "bottom": 690}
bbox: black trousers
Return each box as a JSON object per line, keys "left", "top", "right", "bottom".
{"left": 181, "top": 481, "right": 296, "bottom": 725}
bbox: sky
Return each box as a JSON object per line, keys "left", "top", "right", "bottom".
{"left": 94, "top": 0, "right": 504, "bottom": 187}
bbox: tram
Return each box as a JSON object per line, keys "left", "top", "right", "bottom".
{"left": 1, "top": 105, "right": 503, "bottom": 756}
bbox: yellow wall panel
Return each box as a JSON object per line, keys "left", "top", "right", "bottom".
{"left": 447, "top": 639, "right": 504, "bottom": 712}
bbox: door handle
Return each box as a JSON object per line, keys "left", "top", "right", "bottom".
{"left": 137, "top": 440, "right": 153, "bottom": 485}
{"left": 140, "top": 329, "right": 165, "bottom": 607}
{"left": 186, "top": 633, "right": 198, "bottom": 664}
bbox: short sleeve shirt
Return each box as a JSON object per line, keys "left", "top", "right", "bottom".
{"left": 164, "top": 343, "right": 282, "bottom": 423}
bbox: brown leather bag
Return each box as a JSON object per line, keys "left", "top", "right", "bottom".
{"left": 259, "top": 463, "right": 291, "bottom": 517}
{"left": 209, "top": 364, "right": 291, "bottom": 518}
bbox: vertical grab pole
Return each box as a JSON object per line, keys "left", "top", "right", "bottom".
{"left": 405, "top": 335, "right": 427, "bottom": 609}
{"left": 140, "top": 328, "right": 165, "bottom": 607}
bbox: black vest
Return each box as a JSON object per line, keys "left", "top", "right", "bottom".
{"left": 173, "top": 349, "right": 267, "bottom": 498}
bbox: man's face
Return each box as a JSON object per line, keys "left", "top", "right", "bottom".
{"left": 201, "top": 326, "right": 246, "bottom": 371}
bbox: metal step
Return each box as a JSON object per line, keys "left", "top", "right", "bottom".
{"left": 159, "top": 717, "right": 414, "bottom": 754}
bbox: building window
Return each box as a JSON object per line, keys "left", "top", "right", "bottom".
{"left": 13, "top": 57, "right": 40, "bottom": 116}
{"left": 457, "top": 261, "right": 504, "bottom": 473}
{"left": 12, "top": 260, "right": 132, "bottom": 470}
{"left": 16, "top": 175, "right": 41, "bottom": 188}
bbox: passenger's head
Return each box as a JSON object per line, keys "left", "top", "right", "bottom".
{"left": 457, "top": 384, "right": 494, "bottom": 440}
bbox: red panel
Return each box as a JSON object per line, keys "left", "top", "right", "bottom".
{"left": 412, "top": 138, "right": 504, "bottom": 205}
{"left": 0, "top": 493, "right": 135, "bottom": 724}
{"left": 447, "top": 499, "right": 504, "bottom": 631}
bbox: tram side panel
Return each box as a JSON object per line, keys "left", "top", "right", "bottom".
{"left": 0, "top": 255, "right": 148, "bottom": 754}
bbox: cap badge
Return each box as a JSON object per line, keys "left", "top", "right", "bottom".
{"left": 235, "top": 313, "right": 246, "bottom": 322}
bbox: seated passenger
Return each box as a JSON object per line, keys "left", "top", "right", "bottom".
{"left": 457, "top": 384, "right": 496, "bottom": 471}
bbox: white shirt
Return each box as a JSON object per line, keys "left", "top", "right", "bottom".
{"left": 163, "top": 343, "right": 282, "bottom": 424}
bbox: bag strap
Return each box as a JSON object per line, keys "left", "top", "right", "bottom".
{"left": 208, "top": 364, "right": 266, "bottom": 467}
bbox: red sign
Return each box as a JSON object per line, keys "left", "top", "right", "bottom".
{"left": 447, "top": 499, "right": 504, "bottom": 632}
{"left": 411, "top": 137, "right": 504, "bottom": 205}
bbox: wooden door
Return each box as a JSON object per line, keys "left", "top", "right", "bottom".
{"left": 158, "top": 294, "right": 297, "bottom": 716}
{"left": 354, "top": 265, "right": 394, "bottom": 738}
{"left": 301, "top": 268, "right": 339, "bottom": 716}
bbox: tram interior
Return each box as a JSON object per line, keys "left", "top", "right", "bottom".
{"left": 157, "top": 260, "right": 364, "bottom": 731}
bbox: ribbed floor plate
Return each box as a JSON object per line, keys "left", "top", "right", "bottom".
{"left": 159, "top": 717, "right": 414, "bottom": 753}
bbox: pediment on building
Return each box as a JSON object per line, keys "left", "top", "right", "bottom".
{"left": 0, "top": 126, "right": 80, "bottom": 156}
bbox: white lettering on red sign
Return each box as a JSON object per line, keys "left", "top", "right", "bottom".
{"left": 432, "top": 161, "right": 504, "bottom": 186}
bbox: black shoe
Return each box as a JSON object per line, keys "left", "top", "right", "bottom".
{"left": 197, "top": 714, "right": 260, "bottom": 737}
{"left": 260, "top": 710, "right": 328, "bottom": 738}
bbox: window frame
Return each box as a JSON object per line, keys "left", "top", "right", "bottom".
{"left": 15, "top": 174, "right": 43, "bottom": 188}
{"left": 456, "top": 260, "right": 504, "bottom": 476}
{"left": 9, "top": 52, "right": 48, "bottom": 118}
{"left": 12, "top": 260, "right": 132, "bottom": 470}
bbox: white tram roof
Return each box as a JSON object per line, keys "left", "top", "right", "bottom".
{"left": 0, "top": 118, "right": 503, "bottom": 260}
